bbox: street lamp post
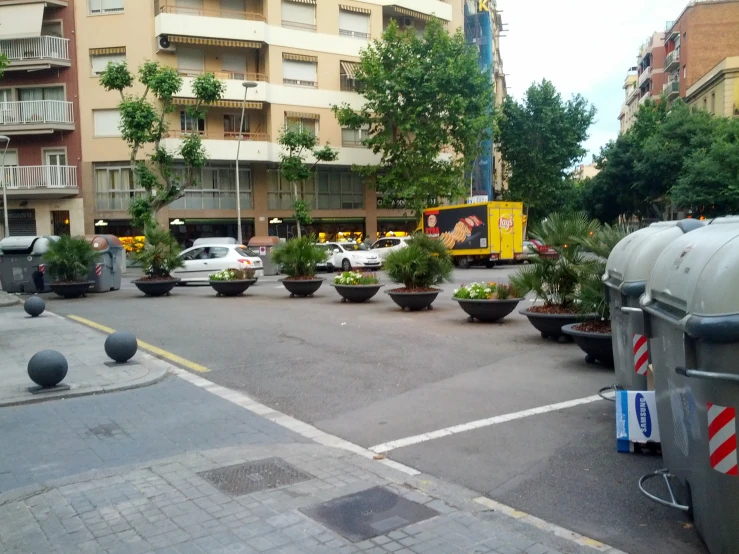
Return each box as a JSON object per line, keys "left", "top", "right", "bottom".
{"left": 236, "top": 81, "right": 258, "bottom": 245}
{"left": 0, "top": 135, "right": 10, "bottom": 239}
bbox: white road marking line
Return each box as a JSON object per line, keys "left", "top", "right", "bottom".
{"left": 370, "top": 394, "right": 609, "bottom": 453}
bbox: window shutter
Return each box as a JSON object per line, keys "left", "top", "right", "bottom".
{"left": 91, "top": 53, "right": 125, "bottom": 75}
{"left": 283, "top": 60, "right": 317, "bottom": 82}
{"left": 339, "top": 10, "right": 369, "bottom": 36}
{"left": 221, "top": 53, "right": 246, "bottom": 76}
{"left": 281, "top": 1, "right": 314, "bottom": 25}
{"left": 177, "top": 47, "right": 204, "bottom": 73}
{"left": 93, "top": 109, "right": 122, "bottom": 137}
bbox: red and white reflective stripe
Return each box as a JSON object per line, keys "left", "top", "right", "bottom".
{"left": 95, "top": 264, "right": 103, "bottom": 276}
{"left": 633, "top": 334, "right": 648, "bottom": 375}
{"left": 708, "top": 403, "right": 738, "bottom": 476}
{"left": 38, "top": 264, "right": 46, "bottom": 275}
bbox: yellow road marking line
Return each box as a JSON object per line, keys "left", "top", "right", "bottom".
{"left": 67, "top": 315, "right": 210, "bottom": 373}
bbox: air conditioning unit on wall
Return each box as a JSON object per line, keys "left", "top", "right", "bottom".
{"left": 157, "top": 35, "right": 176, "bottom": 54}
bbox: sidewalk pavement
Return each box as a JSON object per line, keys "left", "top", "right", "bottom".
{"left": 0, "top": 312, "right": 626, "bottom": 554}
{"left": 0, "top": 290, "right": 19, "bottom": 307}
{"left": 0, "top": 305, "right": 167, "bottom": 407}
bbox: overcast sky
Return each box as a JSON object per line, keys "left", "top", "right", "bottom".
{"left": 496, "top": 0, "right": 688, "bottom": 161}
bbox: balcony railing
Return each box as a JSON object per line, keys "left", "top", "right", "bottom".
{"left": 281, "top": 20, "right": 316, "bottom": 31}
{"left": 664, "top": 80, "right": 680, "bottom": 98}
{"left": 639, "top": 93, "right": 652, "bottom": 105}
{"left": 223, "top": 132, "right": 269, "bottom": 141}
{"left": 340, "top": 75, "right": 359, "bottom": 92}
{"left": 2, "top": 166, "right": 78, "bottom": 190}
{"left": 283, "top": 78, "right": 317, "bottom": 88}
{"left": 339, "top": 29, "right": 370, "bottom": 40}
{"left": 665, "top": 50, "right": 680, "bottom": 70}
{"left": 0, "top": 100, "right": 74, "bottom": 126}
{"left": 178, "top": 69, "right": 267, "bottom": 82}
{"left": 638, "top": 67, "right": 652, "bottom": 87}
{"left": 156, "top": 1, "right": 265, "bottom": 21}
{"left": 0, "top": 36, "right": 70, "bottom": 62}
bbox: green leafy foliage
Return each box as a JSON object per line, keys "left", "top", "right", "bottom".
{"left": 509, "top": 213, "right": 599, "bottom": 308}
{"left": 99, "top": 61, "right": 224, "bottom": 228}
{"left": 132, "top": 226, "right": 184, "bottom": 279}
{"left": 277, "top": 129, "right": 338, "bottom": 237}
{"left": 383, "top": 234, "right": 453, "bottom": 290}
{"left": 0, "top": 54, "right": 8, "bottom": 79}
{"left": 333, "top": 18, "right": 494, "bottom": 216}
{"left": 44, "top": 236, "right": 98, "bottom": 283}
{"left": 498, "top": 80, "right": 596, "bottom": 220}
{"left": 334, "top": 271, "right": 379, "bottom": 285}
{"left": 271, "top": 235, "right": 327, "bottom": 278}
{"left": 209, "top": 268, "right": 256, "bottom": 281}
{"left": 452, "top": 282, "right": 520, "bottom": 300}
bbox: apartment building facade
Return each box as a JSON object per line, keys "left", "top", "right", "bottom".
{"left": 664, "top": 0, "right": 739, "bottom": 104}
{"left": 0, "top": 0, "right": 83, "bottom": 239}
{"left": 636, "top": 32, "right": 666, "bottom": 106}
{"left": 686, "top": 55, "right": 739, "bottom": 115}
{"left": 73, "top": 0, "right": 464, "bottom": 245}
{"left": 618, "top": 67, "right": 638, "bottom": 133}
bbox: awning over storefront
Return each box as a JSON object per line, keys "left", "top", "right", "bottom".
{"left": 168, "top": 35, "right": 262, "bottom": 49}
{"left": 340, "top": 61, "right": 358, "bottom": 79}
{"left": 0, "top": 3, "right": 44, "bottom": 40}
{"left": 173, "top": 97, "right": 263, "bottom": 110}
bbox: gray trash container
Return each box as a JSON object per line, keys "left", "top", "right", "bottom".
{"left": 85, "top": 235, "right": 124, "bottom": 292}
{"left": 604, "top": 220, "right": 704, "bottom": 391}
{"left": 0, "top": 236, "right": 58, "bottom": 293}
{"left": 248, "top": 236, "right": 280, "bottom": 276}
{"left": 639, "top": 219, "right": 739, "bottom": 554}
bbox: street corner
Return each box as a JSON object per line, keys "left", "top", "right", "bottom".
{"left": 0, "top": 308, "right": 170, "bottom": 407}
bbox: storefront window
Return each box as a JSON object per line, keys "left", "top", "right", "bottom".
{"left": 377, "top": 219, "right": 417, "bottom": 239}
{"left": 267, "top": 168, "right": 363, "bottom": 210}
{"left": 269, "top": 219, "right": 365, "bottom": 242}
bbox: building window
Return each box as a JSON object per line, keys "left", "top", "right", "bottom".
{"left": 177, "top": 47, "right": 205, "bottom": 76}
{"left": 315, "top": 170, "right": 364, "bottom": 210}
{"left": 41, "top": 22, "right": 63, "bottom": 37}
{"left": 223, "top": 113, "right": 249, "bottom": 139}
{"left": 221, "top": 53, "right": 247, "bottom": 80}
{"left": 267, "top": 169, "right": 314, "bottom": 210}
{"left": 90, "top": 51, "right": 126, "bottom": 76}
{"left": 89, "top": 0, "right": 124, "bottom": 15}
{"left": 339, "top": 9, "right": 370, "bottom": 39}
{"left": 180, "top": 111, "right": 205, "bottom": 134}
{"left": 169, "top": 164, "right": 253, "bottom": 210}
{"left": 281, "top": 0, "right": 316, "bottom": 31}
{"left": 340, "top": 61, "right": 359, "bottom": 91}
{"left": 683, "top": 65, "right": 687, "bottom": 79}
{"left": 93, "top": 109, "right": 122, "bottom": 137}
{"left": 711, "top": 92, "right": 716, "bottom": 114}
{"left": 94, "top": 163, "right": 139, "bottom": 210}
{"left": 283, "top": 59, "right": 317, "bottom": 87}
{"left": 341, "top": 125, "right": 370, "bottom": 147}
{"left": 703, "top": 98, "right": 708, "bottom": 111}
{"left": 285, "top": 114, "right": 317, "bottom": 136}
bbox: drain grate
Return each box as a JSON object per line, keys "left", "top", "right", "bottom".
{"left": 197, "top": 458, "right": 313, "bottom": 497}
{"left": 300, "top": 486, "right": 438, "bottom": 542}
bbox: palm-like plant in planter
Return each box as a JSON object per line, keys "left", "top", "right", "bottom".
{"left": 562, "top": 224, "right": 631, "bottom": 366}
{"left": 271, "top": 235, "right": 328, "bottom": 297}
{"left": 384, "top": 234, "right": 453, "bottom": 311}
{"left": 131, "top": 227, "right": 184, "bottom": 297}
{"left": 44, "top": 235, "right": 97, "bottom": 298}
{"left": 510, "top": 213, "right": 600, "bottom": 341}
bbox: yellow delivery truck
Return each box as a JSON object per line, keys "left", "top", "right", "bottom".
{"left": 422, "top": 201, "right": 524, "bottom": 268}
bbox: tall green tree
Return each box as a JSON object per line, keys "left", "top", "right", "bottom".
{"left": 333, "top": 18, "right": 494, "bottom": 216}
{"left": 277, "top": 128, "right": 338, "bottom": 238}
{"left": 99, "top": 61, "right": 224, "bottom": 228}
{"left": 497, "top": 80, "right": 596, "bottom": 220}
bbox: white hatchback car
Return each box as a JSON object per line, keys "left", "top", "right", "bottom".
{"left": 172, "top": 244, "right": 264, "bottom": 282}
{"left": 371, "top": 236, "right": 411, "bottom": 261}
{"left": 324, "top": 242, "right": 382, "bottom": 271}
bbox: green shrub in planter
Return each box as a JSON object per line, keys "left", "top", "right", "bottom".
{"left": 271, "top": 235, "right": 326, "bottom": 279}
{"left": 44, "top": 235, "right": 97, "bottom": 283}
{"left": 132, "top": 226, "right": 184, "bottom": 281}
{"left": 384, "top": 234, "right": 453, "bottom": 291}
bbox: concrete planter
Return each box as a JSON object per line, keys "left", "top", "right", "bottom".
{"left": 454, "top": 298, "right": 524, "bottom": 322}
{"left": 562, "top": 323, "right": 614, "bottom": 367}
{"left": 49, "top": 282, "right": 92, "bottom": 299}
{"left": 133, "top": 279, "right": 179, "bottom": 297}
{"left": 386, "top": 289, "right": 440, "bottom": 311}
{"left": 520, "top": 308, "right": 585, "bottom": 343}
{"left": 331, "top": 284, "right": 383, "bottom": 303}
{"left": 280, "top": 278, "right": 324, "bottom": 298}
{"left": 209, "top": 279, "right": 257, "bottom": 297}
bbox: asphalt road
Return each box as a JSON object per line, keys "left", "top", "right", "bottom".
{"left": 40, "top": 266, "right": 707, "bottom": 554}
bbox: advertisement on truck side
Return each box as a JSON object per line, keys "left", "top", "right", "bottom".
{"left": 424, "top": 205, "right": 488, "bottom": 251}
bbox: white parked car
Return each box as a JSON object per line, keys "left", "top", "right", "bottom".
{"left": 371, "top": 236, "right": 411, "bottom": 261}
{"left": 172, "top": 244, "right": 264, "bottom": 283}
{"left": 324, "top": 242, "right": 382, "bottom": 271}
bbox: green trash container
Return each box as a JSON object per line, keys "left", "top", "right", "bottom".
{"left": 639, "top": 218, "right": 739, "bottom": 554}
{"left": 0, "top": 236, "right": 57, "bottom": 293}
{"left": 604, "top": 220, "right": 703, "bottom": 391}
{"left": 85, "top": 235, "right": 124, "bottom": 292}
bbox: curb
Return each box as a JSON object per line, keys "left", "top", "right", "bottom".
{"left": 0, "top": 292, "right": 20, "bottom": 307}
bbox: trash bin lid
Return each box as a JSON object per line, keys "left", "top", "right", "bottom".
{"left": 248, "top": 236, "right": 279, "bottom": 247}
{"left": 604, "top": 220, "right": 704, "bottom": 297}
{"left": 84, "top": 235, "right": 111, "bottom": 251}
{"left": 643, "top": 222, "right": 739, "bottom": 338}
{"left": 0, "top": 235, "right": 57, "bottom": 254}
{"left": 99, "top": 235, "right": 123, "bottom": 248}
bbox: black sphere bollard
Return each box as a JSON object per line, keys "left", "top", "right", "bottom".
{"left": 104, "top": 331, "right": 138, "bottom": 364}
{"left": 27, "top": 350, "right": 68, "bottom": 388}
{"left": 24, "top": 296, "right": 46, "bottom": 317}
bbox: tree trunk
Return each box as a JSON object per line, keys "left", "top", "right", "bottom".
{"left": 293, "top": 181, "right": 302, "bottom": 238}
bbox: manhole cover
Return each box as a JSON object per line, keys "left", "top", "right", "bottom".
{"left": 300, "top": 486, "right": 438, "bottom": 542}
{"left": 197, "top": 458, "right": 312, "bottom": 497}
